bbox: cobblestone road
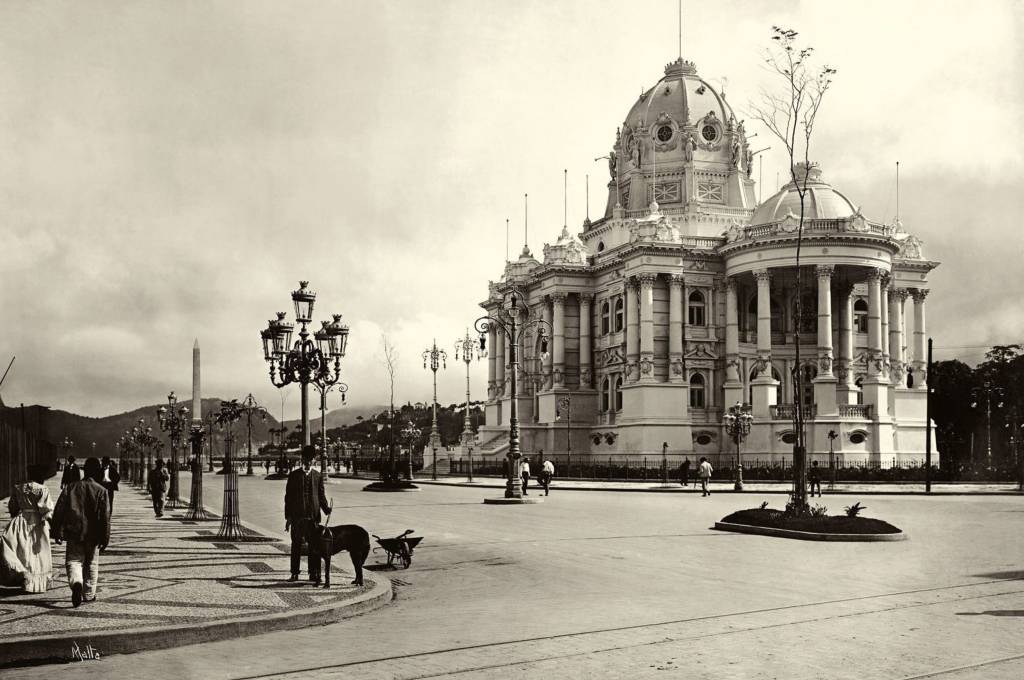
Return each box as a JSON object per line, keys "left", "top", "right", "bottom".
{"left": 7, "top": 475, "right": 1023, "bottom": 679}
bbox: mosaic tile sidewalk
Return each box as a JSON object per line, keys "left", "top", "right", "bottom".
{"left": 0, "top": 480, "right": 391, "bottom": 666}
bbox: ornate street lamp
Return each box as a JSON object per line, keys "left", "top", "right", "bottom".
{"left": 312, "top": 374, "right": 348, "bottom": 475}
{"left": 971, "top": 381, "right": 1004, "bottom": 471}
{"left": 723, "top": 401, "right": 753, "bottom": 491}
{"left": 422, "top": 339, "right": 447, "bottom": 481}
{"left": 475, "top": 282, "right": 550, "bottom": 502}
{"left": 238, "top": 393, "right": 268, "bottom": 476}
{"left": 827, "top": 429, "right": 839, "bottom": 490}
{"left": 262, "top": 281, "right": 349, "bottom": 457}
{"left": 455, "top": 329, "right": 482, "bottom": 482}
{"left": 60, "top": 437, "right": 74, "bottom": 473}
{"left": 157, "top": 391, "right": 190, "bottom": 509}
{"left": 185, "top": 421, "right": 208, "bottom": 520}
{"left": 401, "top": 420, "right": 422, "bottom": 478}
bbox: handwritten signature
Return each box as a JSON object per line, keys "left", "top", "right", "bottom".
{"left": 71, "top": 641, "right": 101, "bottom": 661}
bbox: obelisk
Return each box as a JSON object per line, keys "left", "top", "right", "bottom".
{"left": 192, "top": 338, "right": 201, "bottom": 422}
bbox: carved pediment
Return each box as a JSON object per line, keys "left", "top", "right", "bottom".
{"left": 684, "top": 342, "right": 718, "bottom": 360}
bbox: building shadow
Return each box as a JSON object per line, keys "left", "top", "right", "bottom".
{"left": 972, "top": 570, "right": 1024, "bottom": 580}
{"left": 957, "top": 610, "right": 1024, "bottom": 617}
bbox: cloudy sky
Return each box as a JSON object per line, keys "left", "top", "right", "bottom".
{"left": 2, "top": 0, "right": 1021, "bottom": 419}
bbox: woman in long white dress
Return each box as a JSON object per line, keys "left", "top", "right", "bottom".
{"left": 1, "top": 464, "right": 55, "bottom": 592}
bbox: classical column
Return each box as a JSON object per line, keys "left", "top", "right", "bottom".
{"left": 754, "top": 270, "right": 772, "bottom": 376}
{"left": 880, "top": 277, "right": 890, "bottom": 374}
{"left": 724, "top": 278, "right": 743, "bottom": 404}
{"left": 669, "top": 275, "right": 685, "bottom": 382}
{"left": 815, "top": 265, "right": 835, "bottom": 376}
{"left": 866, "top": 269, "right": 884, "bottom": 378}
{"left": 638, "top": 274, "right": 656, "bottom": 381}
{"left": 813, "top": 265, "right": 838, "bottom": 416}
{"left": 625, "top": 278, "right": 640, "bottom": 382}
{"left": 889, "top": 288, "right": 907, "bottom": 386}
{"left": 487, "top": 324, "right": 497, "bottom": 398}
{"left": 541, "top": 301, "right": 553, "bottom": 389}
{"left": 579, "top": 293, "right": 593, "bottom": 388}
{"left": 911, "top": 288, "right": 929, "bottom": 388}
{"left": 495, "top": 327, "right": 506, "bottom": 398}
{"left": 706, "top": 284, "right": 718, "bottom": 341}
{"left": 751, "top": 269, "right": 778, "bottom": 418}
{"left": 552, "top": 293, "right": 566, "bottom": 387}
{"left": 836, "top": 284, "right": 856, "bottom": 404}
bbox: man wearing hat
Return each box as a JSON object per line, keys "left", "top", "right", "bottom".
{"left": 284, "top": 445, "right": 330, "bottom": 585}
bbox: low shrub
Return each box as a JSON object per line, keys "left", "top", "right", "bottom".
{"left": 720, "top": 508, "right": 901, "bottom": 535}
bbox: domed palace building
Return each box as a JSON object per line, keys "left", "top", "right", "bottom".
{"left": 477, "top": 57, "right": 938, "bottom": 467}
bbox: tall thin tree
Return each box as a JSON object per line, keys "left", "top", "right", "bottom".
{"left": 380, "top": 334, "right": 399, "bottom": 481}
{"left": 749, "top": 26, "right": 836, "bottom": 512}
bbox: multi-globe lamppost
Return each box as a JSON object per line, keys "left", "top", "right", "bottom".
{"left": 971, "top": 381, "right": 1004, "bottom": 471}
{"left": 261, "top": 281, "right": 349, "bottom": 463}
{"left": 455, "top": 329, "right": 482, "bottom": 483}
{"left": 213, "top": 399, "right": 247, "bottom": 538}
{"left": 238, "top": 393, "right": 267, "bottom": 476}
{"left": 401, "top": 420, "right": 422, "bottom": 479}
{"left": 723, "top": 401, "right": 753, "bottom": 491}
{"left": 422, "top": 340, "right": 447, "bottom": 481}
{"left": 157, "top": 391, "right": 190, "bottom": 510}
{"left": 312, "top": 379, "right": 348, "bottom": 475}
{"left": 475, "top": 282, "right": 550, "bottom": 501}
{"left": 60, "top": 437, "right": 74, "bottom": 472}
{"left": 185, "top": 421, "right": 208, "bottom": 520}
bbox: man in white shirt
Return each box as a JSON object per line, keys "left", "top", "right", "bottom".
{"left": 541, "top": 456, "right": 555, "bottom": 496}
{"left": 698, "top": 457, "right": 713, "bottom": 497}
{"left": 520, "top": 457, "right": 531, "bottom": 495}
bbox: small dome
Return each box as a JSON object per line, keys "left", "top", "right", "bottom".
{"left": 750, "top": 164, "right": 858, "bottom": 225}
{"left": 622, "top": 59, "right": 736, "bottom": 140}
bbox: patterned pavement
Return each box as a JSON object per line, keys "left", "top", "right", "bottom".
{"left": 0, "top": 478, "right": 390, "bottom": 666}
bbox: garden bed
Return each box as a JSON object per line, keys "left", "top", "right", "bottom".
{"left": 718, "top": 508, "right": 903, "bottom": 537}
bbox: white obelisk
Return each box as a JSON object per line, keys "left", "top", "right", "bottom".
{"left": 192, "top": 338, "right": 201, "bottom": 422}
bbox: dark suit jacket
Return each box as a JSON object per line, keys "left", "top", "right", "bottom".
{"left": 51, "top": 478, "right": 111, "bottom": 546}
{"left": 103, "top": 463, "right": 121, "bottom": 492}
{"left": 60, "top": 464, "right": 82, "bottom": 488}
{"left": 284, "top": 468, "right": 330, "bottom": 523}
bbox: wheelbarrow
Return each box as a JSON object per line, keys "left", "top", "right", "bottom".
{"left": 372, "top": 529, "right": 423, "bottom": 569}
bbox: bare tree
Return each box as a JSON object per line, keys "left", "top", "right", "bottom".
{"left": 380, "top": 334, "right": 399, "bottom": 482}
{"left": 749, "top": 26, "right": 836, "bottom": 512}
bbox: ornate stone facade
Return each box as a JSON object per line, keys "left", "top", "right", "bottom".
{"left": 478, "top": 55, "right": 940, "bottom": 466}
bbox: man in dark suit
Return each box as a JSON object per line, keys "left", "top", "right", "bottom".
{"left": 284, "top": 446, "right": 330, "bottom": 585}
{"left": 60, "top": 456, "right": 82, "bottom": 490}
{"left": 51, "top": 458, "right": 110, "bottom": 607}
{"left": 100, "top": 456, "right": 121, "bottom": 515}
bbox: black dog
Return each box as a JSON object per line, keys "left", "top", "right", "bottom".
{"left": 314, "top": 523, "right": 370, "bottom": 588}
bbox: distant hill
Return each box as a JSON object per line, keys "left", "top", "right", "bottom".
{"left": 284, "top": 404, "right": 389, "bottom": 433}
{"left": 0, "top": 398, "right": 283, "bottom": 458}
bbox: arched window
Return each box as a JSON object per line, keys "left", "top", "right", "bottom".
{"left": 688, "top": 290, "right": 706, "bottom": 326}
{"left": 614, "top": 298, "right": 624, "bottom": 332}
{"left": 689, "top": 373, "right": 706, "bottom": 409}
{"left": 601, "top": 302, "right": 611, "bottom": 335}
{"left": 615, "top": 375, "right": 624, "bottom": 411}
{"left": 855, "top": 375, "right": 864, "bottom": 405}
{"left": 906, "top": 367, "right": 914, "bottom": 389}
{"left": 854, "top": 299, "right": 868, "bottom": 334}
{"left": 597, "top": 241, "right": 605, "bottom": 252}
{"left": 601, "top": 377, "right": 610, "bottom": 412}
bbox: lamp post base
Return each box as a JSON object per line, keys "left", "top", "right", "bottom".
{"left": 734, "top": 466, "right": 744, "bottom": 492}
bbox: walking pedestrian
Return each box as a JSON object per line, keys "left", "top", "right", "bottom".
{"left": 100, "top": 457, "right": 121, "bottom": 515}
{"left": 698, "top": 457, "right": 713, "bottom": 497}
{"left": 60, "top": 456, "right": 81, "bottom": 490}
{"left": 148, "top": 459, "right": 170, "bottom": 517}
{"left": 50, "top": 457, "right": 110, "bottom": 607}
{"left": 808, "top": 460, "right": 822, "bottom": 497}
{"left": 521, "top": 457, "right": 531, "bottom": 495}
{"left": 679, "top": 458, "right": 691, "bottom": 487}
{"left": 541, "top": 455, "right": 555, "bottom": 496}
{"left": 284, "top": 446, "right": 330, "bottom": 585}
{"left": 1, "top": 464, "right": 55, "bottom": 593}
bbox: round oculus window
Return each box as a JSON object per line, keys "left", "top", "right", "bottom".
{"left": 695, "top": 434, "right": 712, "bottom": 446}
{"left": 781, "top": 432, "right": 797, "bottom": 445}
{"left": 849, "top": 432, "right": 867, "bottom": 444}
{"left": 656, "top": 125, "right": 673, "bottom": 142}
{"left": 701, "top": 124, "right": 718, "bottom": 142}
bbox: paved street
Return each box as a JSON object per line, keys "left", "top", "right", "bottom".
{"left": 8, "top": 473, "right": 1024, "bottom": 679}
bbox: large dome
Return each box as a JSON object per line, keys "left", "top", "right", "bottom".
{"left": 750, "top": 164, "right": 858, "bottom": 225}
{"left": 622, "top": 58, "right": 736, "bottom": 141}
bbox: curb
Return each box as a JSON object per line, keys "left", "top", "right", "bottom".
{"left": 407, "top": 480, "right": 1024, "bottom": 496}
{"left": 712, "top": 521, "right": 907, "bottom": 542}
{"left": 0, "top": 566, "right": 393, "bottom": 667}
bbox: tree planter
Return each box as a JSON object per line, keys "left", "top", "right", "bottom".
{"left": 715, "top": 508, "right": 905, "bottom": 541}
